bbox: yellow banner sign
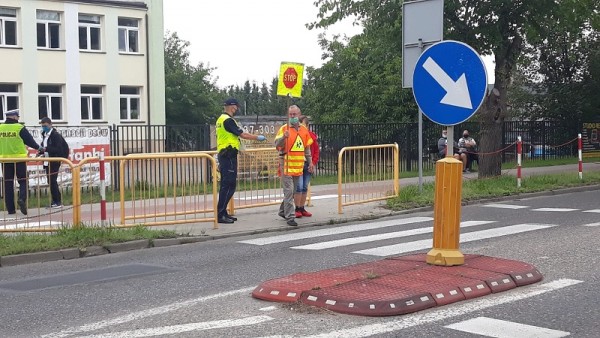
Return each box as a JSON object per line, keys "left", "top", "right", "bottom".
{"left": 277, "top": 62, "right": 304, "bottom": 98}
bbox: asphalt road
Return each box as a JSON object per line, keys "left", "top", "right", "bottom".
{"left": 1, "top": 190, "right": 599, "bottom": 337}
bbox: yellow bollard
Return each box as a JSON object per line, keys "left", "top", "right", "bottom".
{"left": 426, "top": 156, "right": 465, "bottom": 266}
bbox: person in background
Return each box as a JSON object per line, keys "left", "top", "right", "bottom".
{"left": 39, "top": 117, "right": 70, "bottom": 208}
{"left": 0, "top": 109, "right": 42, "bottom": 215}
{"left": 275, "top": 105, "right": 313, "bottom": 226}
{"left": 215, "top": 97, "right": 267, "bottom": 224}
{"left": 296, "top": 115, "right": 319, "bottom": 217}
{"left": 437, "top": 128, "right": 466, "bottom": 164}
{"left": 458, "top": 129, "right": 478, "bottom": 172}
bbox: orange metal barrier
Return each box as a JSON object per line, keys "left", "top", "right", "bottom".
{"left": 337, "top": 144, "right": 400, "bottom": 214}
{"left": 221, "top": 148, "right": 284, "bottom": 215}
{"left": 77, "top": 152, "right": 219, "bottom": 229}
{"left": 1, "top": 157, "right": 77, "bottom": 233}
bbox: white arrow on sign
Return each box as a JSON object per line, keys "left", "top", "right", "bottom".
{"left": 423, "top": 57, "right": 473, "bottom": 109}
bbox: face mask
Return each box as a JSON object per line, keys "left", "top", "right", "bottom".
{"left": 442, "top": 133, "right": 447, "bottom": 139}
{"left": 42, "top": 126, "right": 51, "bottom": 133}
{"left": 463, "top": 134, "right": 469, "bottom": 138}
{"left": 289, "top": 117, "right": 299, "bottom": 125}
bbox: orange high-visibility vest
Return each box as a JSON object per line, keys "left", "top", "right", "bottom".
{"left": 276, "top": 125, "right": 313, "bottom": 176}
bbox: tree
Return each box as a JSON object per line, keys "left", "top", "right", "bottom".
{"left": 164, "top": 32, "right": 221, "bottom": 125}
{"left": 303, "top": 30, "right": 417, "bottom": 123}
{"left": 310, "top": 0, "right": 599, "bottom": 177}
{"left": 512, "top": 28, "right": 600, "bottom": 122}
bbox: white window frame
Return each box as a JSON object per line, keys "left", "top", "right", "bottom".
{"left": 38, "top": 85, "right": 64, "bottom": 121}
{"left": 120, "top": 86, "right": 141, "bottom": 121}
{"left": 81, "top": 86, "right": 103, "bottom": 121}
{"left": 118, "top": 18, "right": 139, "bottom": 53}
{"left": 78, "top": 14, "right": 101, "bottom": 51}
{"left": 37, "top": 10, "right": 61, "bottom": 49}
{"left": 0, "top": 84, "right": 19, "bottom": 120}
{"left": 0, "top": 8, "right": 17, "bottom": 47}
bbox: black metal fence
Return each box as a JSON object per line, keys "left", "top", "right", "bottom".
{"left": 107, "top": 120, "right": 581, "bottom": 185}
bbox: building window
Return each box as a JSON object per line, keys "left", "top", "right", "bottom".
{"left": 79, "top": 14, "right": 101, "bottom": 51}
{"left": 120, "top": 86, "right": 141, "bottom": 120}
{"left": 81, "top": 86, "right": 103, "bottom": 121}
{"left": 118, "top": 18, "right": 139, "bottom": 53}
{"left": 0, "top": 7, "right": 17, "bottom": 46}
{"left": 38, "top": 85, "right": 63, "bottom": 120}
{"left": 0, "top": 84, "right": 19, "bottom": 120}
{"left": 37, "top": 10, "right": 61, "bottom": 49}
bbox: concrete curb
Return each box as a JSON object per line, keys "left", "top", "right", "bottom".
{"left": 105, "top": 240, "right": 150, "bottom": 253}
{"left": 1, "top": 184, "right": 598, "bottom": 268}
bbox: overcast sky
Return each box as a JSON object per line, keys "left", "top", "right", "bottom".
{"left": 163, "top": 1, "right": 494, "bottom": 89}
{"left": 163, "top": 0, "right": 362, "bottom": 88}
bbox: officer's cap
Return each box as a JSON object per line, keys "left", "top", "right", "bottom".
{"left": 223, "top": 98, "right": 240, "bottom": 106}
{"left": 5, "top": 109, "right": 19, "bottom": 116}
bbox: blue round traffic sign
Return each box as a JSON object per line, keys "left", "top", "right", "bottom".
{"left": 412, "top": 40, "right": 488, "bottom": 126}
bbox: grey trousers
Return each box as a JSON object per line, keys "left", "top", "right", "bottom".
{"left": 279, "top": 174, "right": 300, "bottom": 221}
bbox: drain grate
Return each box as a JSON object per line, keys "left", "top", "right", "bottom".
{"left": 0, "top": 264, "right": 172, "bottom": 292}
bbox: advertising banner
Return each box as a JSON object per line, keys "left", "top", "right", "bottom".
{"left": 582, "top": 122, "right": 600, "bottom": 158}
{"left": 12, "top": 126, "right": 112, "bottom": 188}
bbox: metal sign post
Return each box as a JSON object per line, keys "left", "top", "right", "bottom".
{"left": 402, "top": 0, "right": 444, "bottom": 191}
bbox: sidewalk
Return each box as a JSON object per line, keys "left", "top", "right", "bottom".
{"left": 158, "top": 162, "right": 600, "bottom": 236}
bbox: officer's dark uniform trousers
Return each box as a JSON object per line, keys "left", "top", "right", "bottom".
{"left": 217, "top": 149, "right": 238, "bottom": 218}
{"left": 3, "top": 162, "right": 28, "bottom": 213}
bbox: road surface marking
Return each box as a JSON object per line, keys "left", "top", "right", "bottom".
{"left": 581, "top": 222, "right": 600, "bottom": 227}
{"left": 353, "top": 223, "right": 555, "bottom": 257}
{"left": 236, "top": 194, "right": 283, "bottom": 201}
{"left": 259, "top": 306, "right": 277, "bottom": 312}
{"left": 445, "top": 317, "right": 570, "bottom": 337}
{"left": 237, "top": 217, "right": 433, "bottom": 246}
{"left": 482, "top": 204, "right": 528, "bottom": 209}
{"left": 299, "top": 279, "right": 582, "bottom": 338}
{"left": 583, "top": 209, "right": 600, "bottom": 213}
{"left": 41, "top": 287, "right": 255, "bottom": 338}
{"left": 1, "top": 221, "right": 63, "bottom": 230}
{"left": 292, "top": 221, "right": 495, "bottom": 250}
{"left": 76, "top": 316, "right": 274, "bottom": 338}
{"left": 532, "top": 208, "right": 579, "bottom": 212}
{"left": 309, "top": 194, "right": 344, "bottom": 201}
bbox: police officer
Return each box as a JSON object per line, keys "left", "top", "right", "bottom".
{"left": 0, "top": 109, "right": 42, "bottom": 215}
{"left": 216, "top": 98, "right": 266, "bottom": 224}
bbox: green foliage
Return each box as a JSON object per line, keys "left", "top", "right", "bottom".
{"left": 222, "top": 78, "right": 290, "bottom": 116}
{"left": 0, "top": 225, "right": 178, "bottom": 256}
{"left": 164, "top": 32, "right": 222, "bottom": 125}
{"left": 387, "top": 171, "right": 600, "bottom": 211}
{"left": 308, "top": 0, "right": 600, "bottom": 176}
{"left": 303, "top": 31, "right": 417, "bottom": 123}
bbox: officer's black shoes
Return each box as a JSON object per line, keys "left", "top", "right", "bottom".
{"left": 8, "top": 211, "right": 16, "bottom": 215}
{"left": 286, "top": 219, "right": 298, "bottom": 227}
{"left": 18, "top": 199, "right": 27, "bottom": 215}
{"left": 225, "top": 215, "right": 237, "bottom": 221}
{"left": 218, "top": 216, "right": 234, "bottom": 224}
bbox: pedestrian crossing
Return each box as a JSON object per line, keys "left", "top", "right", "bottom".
{"left": 482, "top": 203, "right": 600, "bottom": 214}
{"left": 237, "top": 217, "right": 560, "bottom": 257}
{"left": 445, "top": 316, "right": 570, "bottom": 338}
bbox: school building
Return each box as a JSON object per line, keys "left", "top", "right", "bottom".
{"left": 0, "top": 0, "right": 165, "bottom": 126}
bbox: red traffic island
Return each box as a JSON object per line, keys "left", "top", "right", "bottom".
{"left": 252, "top": 254, "right": 543, "bottom": 316}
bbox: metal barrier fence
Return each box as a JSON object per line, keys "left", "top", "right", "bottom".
{"left": 337, "top": 144, "right": 400, "bottom": 214}
{"left": 1, "top": 157, "right": 77, "bottom": 232}
{"left": 78, "top": 153, "right": 218, "bottom": 229}
{"left": 221, "top": 148, "right": 284, "bottom": 216}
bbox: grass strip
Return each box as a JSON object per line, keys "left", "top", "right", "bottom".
{"left": 0, "top": 225, "right": 178, "bottom": 257}
{"left": 387, "top": 171, "right": 600, "bottom": 211}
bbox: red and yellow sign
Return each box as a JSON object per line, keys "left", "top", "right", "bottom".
{"left": 277, "top": 62, "right": 304, "bottom": 98}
